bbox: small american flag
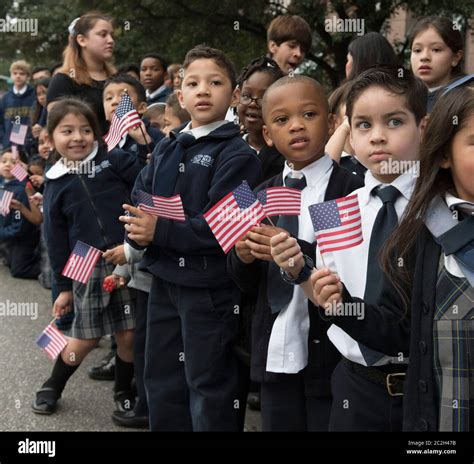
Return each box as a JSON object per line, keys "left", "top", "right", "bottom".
{"left": 204, "top": 181, "right": 265, "bottom": 253}
{"left": 103, "top": 92, "right": 141, "bottom": 151}
{"left": 136, "top": 190, "right": 185, "bottom": 221}
{"left": 9, "top": 124, "right": 28, "bottom": 145}
{"left": 36, "top": 322, "right": 68, "bottom": 360}
{"left": 62, "top": 241, "right": 102, "bottom": 284}
{"left": 11, "top": 163, "right": 28, "bottom": 182}
{"left": 257, "top": 187, "right": 302, "bottom": 217}
{"left": 309, "top": 194, "right": 363, "bottom": 254}
{"left": 0, "top": 189, "right": 14, "bottom": 216}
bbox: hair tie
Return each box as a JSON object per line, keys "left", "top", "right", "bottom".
{"left": 68, "top": 17, "right": 80, "bottom": 36}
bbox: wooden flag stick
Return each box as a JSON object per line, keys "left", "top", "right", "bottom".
{"left": 319, "top": 246, "right": 327, "bottom": 269}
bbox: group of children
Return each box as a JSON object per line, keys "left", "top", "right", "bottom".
{"left": 0, "top": 10, "right": 472, "bottom": 432}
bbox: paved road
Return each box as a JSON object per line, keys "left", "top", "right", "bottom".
{"left": 0, "top": 264, "right": 260, "bottom": 432}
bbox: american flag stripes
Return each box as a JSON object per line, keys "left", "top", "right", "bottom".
{"left": 204, "top": 181, "right": 265, "bottom": 253}
{"left": 36, "top": 322, "right": 68, "bottom": 360}
{"left": 11, "top": 163, "right": 28, "bottom": 182}
{"left": 136, "top": 190, "right": 186, "bottom": 221}
{"left": 103, "top": 92, "right": 141, "bottom": 151}
{"left": 309, "top": 194, "right": 363, "bottom": 254}
{"left": 257, "top": 187, "right": 302, "bottom": 217}
{"left": 9, "top": 124, "right": 28, "bottom": 145}
{"left": 0, "top": 189, "right": 14, "bottom": 216}
{"left": 62, "top": 241, "right": 102, "bottom": 284}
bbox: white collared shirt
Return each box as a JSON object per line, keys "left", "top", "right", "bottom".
{"left": 13, "top": 85, "right": 28, "bottom": 96}
{"left": 46, "top": 142, "right": 99, "bottom": 180}
{"left": 443, "top": 192, "right": 474, "bottom": 278}
{"left": 266, "top": 154, "right": 334, "bottom": 374}
{"left": 323, "top": 169, "right": 417, "bottom": 366}
{"left": 146, "top": 85, "right": 169, "bottom": 100}
{"left": 180, "top": 120, "right": 228, "bottom": 139}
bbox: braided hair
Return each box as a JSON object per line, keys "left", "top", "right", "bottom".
{"left": 237, "top": 56, "right": 284, "bottom": 89}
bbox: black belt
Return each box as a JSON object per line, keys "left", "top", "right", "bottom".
{"left": 346, "top": 360, "right": 407, "bottom": 397}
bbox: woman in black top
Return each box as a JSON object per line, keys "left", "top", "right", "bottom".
{"left": 46, "top": 12, "right": 116, "bottom": 134}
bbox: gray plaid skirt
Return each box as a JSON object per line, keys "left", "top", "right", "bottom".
{"left": 71, "top": 258, "right": 135, "bottom": 339}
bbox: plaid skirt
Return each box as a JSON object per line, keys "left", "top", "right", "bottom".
{"left": 71, "top": 258, "right": 135, "bottom": 339}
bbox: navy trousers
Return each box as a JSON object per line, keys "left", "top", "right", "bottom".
{"left": 329, "top": 359, "right": 403, "bottom": 431}
{"left": 133, "top": 289, "right": 149, "bottom": 417}
{"left": 260, "top": 371, "right": 332, "bottom": 432}
{"left": 7, "top": 240, "right": 40, "bottom": 279}
{"left": 144, "top": 276, "right": 240, "bottom": 431}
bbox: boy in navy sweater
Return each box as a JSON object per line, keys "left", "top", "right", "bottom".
{"left": 0, "top": 60, "right": 36, "bottom": 150}
{"left": 140, "top": 53, "right": 173, "bottom": 105}
{"left": 0, "top": 148, "right": 40, "bottom": 278}
{"left": 120, "top": 45, "right": 262, "bottom": 431}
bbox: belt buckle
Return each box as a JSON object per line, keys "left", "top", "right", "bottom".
{"left": 386, "top": 372, "right": 405, "bottom": 397}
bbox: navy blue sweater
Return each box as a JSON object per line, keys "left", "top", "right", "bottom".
{"left": 0, "top": 85, "right": 36, "bottom": 148}
{"left": 0, "top": 178, "right": 40, "bottom": 242}
{"left": 43, "top": 144, "right": 144, "bottom": 292}
{"left": 129, "top": 121, "right": 262, "bottom": 288}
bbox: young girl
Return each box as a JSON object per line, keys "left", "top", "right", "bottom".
{"left": 31, "top": 77, "right": 50, "bottom": 139}
{"left": 236, "top": 56, "right": 285, "bottom": 179}
{"left": 46, "top": 12, "right": 116, "bottom": 134}
{"left": 311, "top": 84, "right": 474, "bottom": 431}
{"left": 32, "top": 98, "right": 143, "bottom": 417}
{"left": 410, "top": 16, "right": 464, "bottom": 112}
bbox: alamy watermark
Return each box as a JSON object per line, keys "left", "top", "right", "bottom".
{"left": 0, "top": 300, "right": 38, "bottom": 320}
{"left": 324, "top": 301, "right": 365, "bottom": 320}
{"left": 380, "top": 159, "right": 420, "bottom": 177}
{"left": 0, "top": 18, "right": 38, "bottom": 36}
{"left": 325, "top": 17, "right": 365, "bottom": 36}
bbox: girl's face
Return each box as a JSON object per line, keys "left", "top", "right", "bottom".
{"left": 36, "top": 84, "right": 47, "bottom": 107}
{"left": 51, "top": 113, "right": 95, "bottom": 161}
{"left": 29, "top": 164, "right": 44, "bottom": 176}
{"left": 38, "top": 130, "right": 51, "bottom": 160}
{"left": 345, "top": 53, "right": 353, "bottom": 79}
{"left": 0, "top": 152, "right": 17, "bottom": 179}
{"left": 410, "top": 27, "right": 463, "bottom": 89}
{"left": 77, "top": 19, "right": 115, "bottom": 63}
{"left": 237, "top": 71, "right": 275, "bottom": 134}
{"left": 441, "top": 115, "right": 474, "bottom": 203}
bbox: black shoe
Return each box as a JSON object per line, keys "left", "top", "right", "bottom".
{"left": 32, "top": 387, "right": 61, "bottom": 415}
{"left": 247, "top": 392, "right": 261, "bottom": 411}
{"left": 88, "top": 356, "right": 115, "bottom": 380}
{"left": 112, "top": 409, "right": 149, "bottom": 429}
{"left": 100, "top": 350, "right": 116, "bottom": 366}
{"left": 114, "top": 391, "right": 136, "bottom": 414}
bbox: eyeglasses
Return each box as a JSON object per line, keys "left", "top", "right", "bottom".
{"left": 239, "top": 94, "right": 263, "bottom": 107}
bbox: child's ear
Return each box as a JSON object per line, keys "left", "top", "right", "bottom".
{"left": 262, "top": 124, "right": 274, "bottom": 147}
{"left": 230, "top": 86, "right": 240, "bottom": 109}
{"left": 177, "top": 89, "right": 186, "bottom": 110}
{"left": 44, "top": 133, "right": 55, "bottom": 150}
{"left": 268, "top": 40, "right": 278, "bottom": 56}
{"left": 418, "top": 115, "right": 428, "bottom": 136}
{"left": 452, "top": 49, "right": 463, "bottom": 68}
{"left": 440, "top": 154, "right": 451, "bottom": 169}
{"left": 137, "top": 101, "right": 147, "bottom": 115}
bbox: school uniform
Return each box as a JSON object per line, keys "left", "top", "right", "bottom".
{"left": 0, "top": 178, "right": 40, "bottom": 278}
{"left": 43, "top": 142, "right": 143, "bottom": 339}
{"left": 325, "top": 192, "right": 474, "bottom": 431}
{"left": 128, "top": 120, "right": 262, "bottom": 431}
{"left": 146, "top": 85, "right": 172, "bottom": 105}
{"left": 227, "top": 156, "right": 363, "bottom": 431}
{"left": 242, "top": 133, "right": 285, "bottom": 180}
{"left": 339, "top": 151, "right": 366, "bottom": 179}
{"left": 318, "top": 170, "right": 417, "bottom": 431}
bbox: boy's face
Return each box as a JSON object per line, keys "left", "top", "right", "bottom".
{"left": 262, "top": 81, "right": 332, "bottom": 170}
{"left": 178, "top": 58, "right": 238, "bottom": 129}
{"left": 441, "top": 115, "right": 474, "bottom": 204}
{"left": 268, "top": 40, "right": 305, "bottom": 74}
{"left": 0, "top": 152, "right": 17, "bottom": 179}
{"left": 29, "top": 164, "right": 44, "bottom": 176}
{"left": 140, "top": 58, "right": 167, "bottom": 92}
{"left": 349, "top": 86, "right": 424, "bottom": 183}
{"left": 163, "top": 105, "right": 183, "bottom": 136}
{"left": 11, "top": 69, "right": 28, "bottom": 88}
{"left": 32, "top": 69, "right": 50, "bottom": 83}
{"left": 103, "top": 83, "right": 147, "bottom": 121}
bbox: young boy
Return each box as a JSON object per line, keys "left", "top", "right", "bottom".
{"left": 0, "top": 60, "right": 36, "bottom": 150}
{"left": 266, "top": 15, "right": 312, "bottom": 74}
{"left": 162, "top": 93, "right": 190, "bottom": 136}
{"left": 227, "top": 75, "right": 363, "bottom": 431}
{"left": 144, "top": 103, "right": 166, "bottom": 131}
{"left": 139, "top": 53, "right": 173, "bottom": 105}
{"left": 103, "top": 73, "right": 164, "bottom": 165}
{"left": 120, "top": 45, "right": 262, "bottom": 431}
{"left": 271, "top": 67, "right": 428, "bottom": 431}
{"left": 0, "top": 149, "right": 40, "bottom": 279}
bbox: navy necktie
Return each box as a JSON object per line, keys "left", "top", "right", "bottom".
{"left": 154, "top": 131, "right": 195, "bottom": 197}
{"left": 267, "top": 173, "right": 307, "bottom": 314}
{"left": 360, "top": 185, "right": 400, "bottom": 364}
